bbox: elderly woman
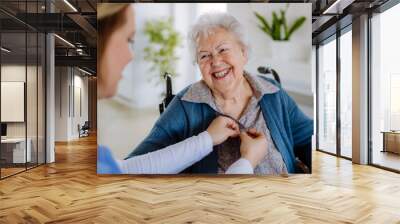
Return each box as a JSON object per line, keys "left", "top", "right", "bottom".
{"left": 97, "top": 5, "right": 268, "bottom": 174}
{"left": 126, "top": 12, "right": 313, "bottom": 174}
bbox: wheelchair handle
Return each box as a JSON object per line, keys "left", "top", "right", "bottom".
{"left": 257, "top": 66, "right": 281, "bottom": 84}
{"left": 164, "top": 72, "right": 173, "bottom": 97}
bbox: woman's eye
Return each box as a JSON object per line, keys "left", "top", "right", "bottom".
{"left": 200, "top": 54, "right": 209, "bottom": 60}
{"left": 128, "top": 37, "right": 135, "bottom": 44}
{"left": 219, "top": 48, "right": 228, "bottom": 53}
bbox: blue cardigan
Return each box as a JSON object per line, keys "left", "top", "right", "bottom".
{"left": 125, "top": 77, "right": 313, "bottom": 173}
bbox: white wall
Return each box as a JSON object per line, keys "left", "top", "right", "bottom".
{"left": 172, "top": 3, "right": 201, "bottom": 93}
{"left": 55, "top": 67, "right": 69, "bottom": 141}
{"left": 72, "top": 74, "right": 89, "bottom": 138}
{"left": 54, "top": 67, "right": 89, "bottom": 141}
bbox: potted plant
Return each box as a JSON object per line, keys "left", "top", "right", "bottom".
{"left": 143, "top": 17, "right": 181, "bottom": 86}
{"left": 254, "top": 5, "right": 306, "bottom": 60}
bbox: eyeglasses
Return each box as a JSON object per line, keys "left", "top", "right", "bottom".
{"left": 197, "top": 44, "right": 231, "bottom": 64}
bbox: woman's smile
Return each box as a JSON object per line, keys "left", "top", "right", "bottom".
{"left": 211, "top": 67, "right": 232, "bottom": 80}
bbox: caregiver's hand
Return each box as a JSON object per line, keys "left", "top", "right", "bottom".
{"left": 206, "top": 116, "right": 240, "bottom": 145}
{"left": 239, "top": 129, "right": 268, "bottom": 168}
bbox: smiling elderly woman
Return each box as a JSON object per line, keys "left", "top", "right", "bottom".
{"left": 126, "top": 12, "right": 313, "bottom": 174}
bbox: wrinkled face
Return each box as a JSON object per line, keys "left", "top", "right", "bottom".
{"left": 196, "top": 27, "right": 248, "bottom": 95}
{"left": 100, "top": 5, "right": 135, "bottom": 98}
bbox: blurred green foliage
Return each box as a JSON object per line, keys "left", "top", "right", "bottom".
{"left": 143, "top": 17, "right": 181, "bottom": 84}
{"left": 254, "top": 6, "right": 306, "bottom": 41}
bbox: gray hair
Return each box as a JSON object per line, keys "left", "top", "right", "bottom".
{"left": 188, "top": 12, "right": 250, "bottom": 64}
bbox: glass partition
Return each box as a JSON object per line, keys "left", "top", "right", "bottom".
{"left": 339, "top": 29, "right": 352, "bottom": 158}
{"left": 38, "top": 32, "right": 45, "bottom": 165}
{"left": 0, "top": 1, "right": 46, "bottom": 179}
{"left": 370, "top": 3, "right": 400, "bottom": 171}
{"left": 317, "top": 36, "right": 337, "bottom": 155}
{"left": 1, "top": 30, "right": 28, "bottom": 178}
{"left": 27, "top": 31, "right": 38, "bottom": 169}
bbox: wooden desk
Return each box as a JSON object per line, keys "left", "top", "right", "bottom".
{"left": 382, "top": 131, "right": 400, "bottom": 154}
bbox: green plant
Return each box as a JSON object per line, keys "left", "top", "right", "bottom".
{"left": 254, "top": 6, "right": 306, "bottom": 41}
{"left": 143, "top": 17, "right": 181, "bottom": 84}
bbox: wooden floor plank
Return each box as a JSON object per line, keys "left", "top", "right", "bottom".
{"left": 0, "top": 135, "right": 399, "bottom": 223}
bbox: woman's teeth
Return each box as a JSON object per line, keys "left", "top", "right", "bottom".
{"left": 213, "top": 68, "right": 230, "bottom": 79}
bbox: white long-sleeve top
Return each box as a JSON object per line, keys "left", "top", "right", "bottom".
{"left": 117, "top": 131, "right": 253, "bottom": 174}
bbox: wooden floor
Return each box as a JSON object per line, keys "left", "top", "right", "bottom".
{"left": 1, "top": 167, "right": 26, "bottom": 178}
{"left": 1, "top": 163, "right": 45, "bottom": 178}
{"left": 1, "top": 135, "right": 400, "bottom": 223}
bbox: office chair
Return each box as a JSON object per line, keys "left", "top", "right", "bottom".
{"left": 78, "top": 121, "right": 90, "bottom": 138}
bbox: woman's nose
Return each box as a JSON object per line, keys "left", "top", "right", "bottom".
{"left": 211, "top": 53, "right": 222, "bottom": 66}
